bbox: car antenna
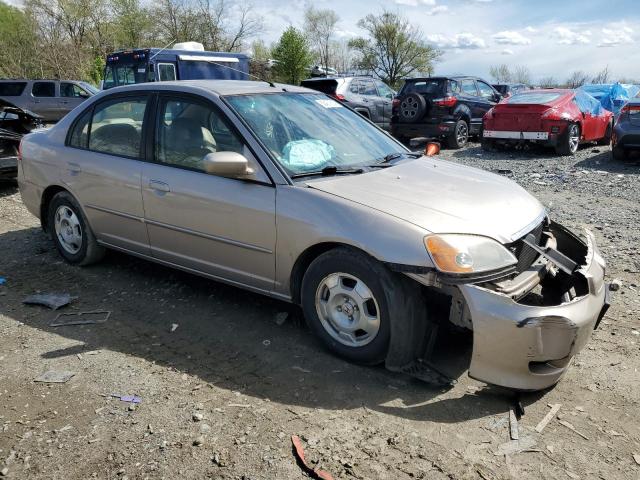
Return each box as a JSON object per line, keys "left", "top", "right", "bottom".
{"left": 208, "top": 60, "right": 277, "bottom": 88}
{"left": 149, "top": 39, "right": 176, "bottom": 62}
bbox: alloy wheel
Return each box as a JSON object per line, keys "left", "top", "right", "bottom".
{"left": 54, "top": 205, "right": 83, "bottom": 254}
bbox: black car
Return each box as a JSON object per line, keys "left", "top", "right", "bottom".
{"left": 0, "top": 98, "right": 43, "bottom": 180}
{"left": 612, "top": 99, "right": 640, "bottom": 160}
{"left": 391, "top": 76, "right": 502, "bottom": 148}
{"left": 300, "top": 76, "right": 395, "bottom": 130}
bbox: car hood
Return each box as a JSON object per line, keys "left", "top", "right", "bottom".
{"left": 306, "top": 158, "right": 546, "bottom": 244}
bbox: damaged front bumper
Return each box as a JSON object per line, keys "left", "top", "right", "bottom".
{"left": 459, "top": 225, "right": 608, "bottom": 391}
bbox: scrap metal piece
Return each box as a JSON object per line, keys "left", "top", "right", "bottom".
{"left": 291, "top": 435, "right": 335, "bottom": 480}
{"left": 34, "top": 371, "right": 75, "bottom": 383}
{"left": 522, "top": 233, "right": 577, "bottom": 275}
{"left": 49, "top": 310, "right": 111, "bottom": 327}
{"left": 397, "top": 359, "right": 455, "bottom": 387}
{"left": 23, "top": 293, "right": 75, "bottom": 310}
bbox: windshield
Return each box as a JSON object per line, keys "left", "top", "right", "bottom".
{"left": 508, "top": 92, "right": 562, "bottom": 104}
{"left": 225, "top": 93, "right": 406, "bottom": 176}
{"left": 80, "top": 82, "right": 100, "bottom": 94}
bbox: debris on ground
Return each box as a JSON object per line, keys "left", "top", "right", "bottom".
{"left": 192, "top": 413, "right": 204, "bottom": 422}
{"left": 509, "top": 408, "right": 519, "bottom": 440}
{"left": 23, "top": 292, "right": 75, "bottom": 310}
{"left": 0, "top": 276, "right": 6, "bottom": 285}
{"left": 170, "top": 323, "right": 179, "bottom": 332}
{"left": 34, "top": 370, "right": 75, "bottom": 383}
{"left": 291, "top": 435, "right": 335, "bottom": 480}
{"left": 609, "top": 279, "right": 622, "bottom": 291}
{"left": 633, "top": 453, "right": 640, "bottom": 466}
{"left": 274, "top": 311, "right": 289, "bottom": 326}
{"left": 292, "top": 366, "right": 311, "bottom": 373}
{"left": 558, "top": 420, "right": 589, "bottom": 440}
{"left": 110, "top": 394, "right": 142, "bottom": 404}
{"left": 535, "top": 403, "right": 562, "bottom": 433}
{"left": 495, "top": 435, "right": 538, "bottom": 456}
{"left": 49, "top": 310, "right": 111, "bottom": 327}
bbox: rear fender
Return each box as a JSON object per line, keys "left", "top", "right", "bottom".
{"left": 453, "top": 104, "right": 471, "bottom": 124}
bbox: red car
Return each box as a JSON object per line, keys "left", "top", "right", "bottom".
{"left": 482, "top": 89, "right": 614, "bottom": 155}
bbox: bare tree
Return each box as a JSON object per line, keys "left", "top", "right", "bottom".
{"left": 349, "top": 11, "right": 440, "bottom": 88}
{"left": 304, "top": 6, "right": 339, "bottom": 73}
{"left": 489, "top": 64, "right": 511, "bottom": 83}
{"left": 538, "top": 76, "right": 558, "bottom": 88}
{"left": 565, "top": 70, "right": 589, "bottom": 88}
{"left": 512, "top": 65, "right": 531, "bottom": 85}
{"left": 591, "top": 66, "right": 610, "bottom": 84}
{"left": 329, "top": 40, "right": 355, "bottom": 74}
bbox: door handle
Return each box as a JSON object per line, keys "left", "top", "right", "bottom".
{"left": 67, "top": 162, "right": 81, "bottom": 174}
{"left": 148, "top": 180, "right": 170, "bottom": 193}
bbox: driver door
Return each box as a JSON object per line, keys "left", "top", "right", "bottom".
{"left": 141, "top": 93, "right": 276, "bottom": 292}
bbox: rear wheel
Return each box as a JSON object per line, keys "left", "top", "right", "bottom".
{"left": 446, "top": 119, "right": 469, "bottom": 149}
{"left": 597, "top": 120, "right": 613, "bottom": 146}
{"left": 555, "top": 123, "right": 580, "bottom": 155}
{"left": 48, "top": 191, "right": 105, "bottom": 265}
{"left": 301, "top": 248, "right": 398, "bottom": 365}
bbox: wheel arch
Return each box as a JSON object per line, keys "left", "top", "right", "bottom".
{"left": 354, "top": 107, "right": 371, "bottom": 119}
{"left": 453, "top": 104, "right": 472, "bottom": 123}
{"left": 290, "top": 242, "right": 375, "bottom": 305}
{"left": 40, "top": 184, "right": 70, "bottom": 232}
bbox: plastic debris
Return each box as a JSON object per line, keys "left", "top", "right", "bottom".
{"left": 0, "top": 277, "right": 6, "bottom": 285}
{"left": 111, "top": 394, "right": 142, "bottom": 404}
{"left": 274, "top": 312, "right": 289, "bottom": 326}
{"left": 633, "top": 454, "right": 640, "bottom": 466}
{"left": 262, "top": 339, "right": 271, "bottom": 346}
{"left": 535, "top": 403, "right": 562, "bottom": 433}
{"left": 34, "top": 370, "right": 75, "bottom": 383}
{"left": 49, "top": 310, "right": 111, "bottom": 327}
{"left": 23, "top": 292, "right": 75, "bottom": 310}
{"left": 291, "top": 435, "right": 335, "bottom": 480}
{"left": 292, "top": 366, "right": 311, "bottom": 373}
{"left": 170, "top": 323, "right": 179, "bottom": 332}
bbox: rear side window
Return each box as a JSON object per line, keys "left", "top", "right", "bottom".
{"left": 360, "top": 79, "right": 377, "bottom": 96}
{"left": 158, "top": 63, "right": 176, "bottom": 81}
{"left": 32, "top": 82, "right": 56, "bottom": 97}
{"left": 0, "top": 82, "right": 27, "bottom": 96}
{"left": 477, "top": 81, "right": 495, "bottom": 99}
{"left": 88, "top": 96, "right": 148, "bottom": 158}
{"left": 68, "top": 109, "right": 92, "bottom": 149}
{"left": 60, "top": 83, "right": 89, "bottom": 98}
{"left": 349, "top": 80, "right": 361, "bottom": 94}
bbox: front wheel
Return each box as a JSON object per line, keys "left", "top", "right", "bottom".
{"left": 446, "top": 119, "right": 469, "bottom": 149}
{"left": 300, "top": 248, "right": 397, "bottom": 365}
{"left": 48, "top": 191, "right": 105, "bottom": 265}
{"left": 555, "top": 123, "right": 580, "bottom": 155}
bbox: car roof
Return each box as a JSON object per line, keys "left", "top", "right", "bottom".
{"left": 103, "top": 80, "right": 314, "bottom": 96}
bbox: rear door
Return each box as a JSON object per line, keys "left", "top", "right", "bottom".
{"left": 30, "top": 81, "right": 58, "bottom": 121}
{"left": 374, "top": 80, "right": 394, "bottom": 130}
{"left": 475, "top": 80, "right": 499, "bottom": 131}
{"left": 359, "top": 78, "right": 382, "bottom": 125}
{"left": 59, "top": 82, "right": 91, "bottom": 117}
{"left": 64, "top": 93, "right": 151, "bottom": 253}
{"left": 140, "top": 92, "right": 276, "bottom": 291}
{"left": 458, "top": 79, "right": 483, "bottom": 124}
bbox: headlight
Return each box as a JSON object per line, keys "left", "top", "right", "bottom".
{"left": 424, "top": 234, "right": 517, "bottom": 274}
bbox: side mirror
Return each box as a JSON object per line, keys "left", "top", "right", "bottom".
{"left": 202, "top": 151, "right": 254, "bottom": 179}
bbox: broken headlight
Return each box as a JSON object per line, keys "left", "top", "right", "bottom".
{"left": 424, "top": 234, "right": 517, "bottom": 275}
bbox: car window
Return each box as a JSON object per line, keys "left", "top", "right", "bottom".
{"left": 68, "top": 109, "right": 93, "bottom": 149}
{"left": 225, "top": 93, "right": 406, "bottom": 176}
{"left": 103, "top": 66, "right": 115, "bottom": 89}
{"left": 0, "top": 82, "right": 27, "bottom": 96}
{"left": 60, "top": 83, "right": 89, "bottom": 98}
{"left": 156, "top": 97, "right": 246, "bottom": 172}
{"left": 360, "top": 79, "right": 377, "bottom": 96}
{"left": 32, "top": 82, "right": 56, "bottom": 97}
{"left": 460, "top": 79, "right": 478, "bottom": 96}
{"left": 88, "top": 96, "right": 148, "bottom": 158}
{"left": 158, "top": 63, "right": 176, "bottom": 82}
{"left": 349, "top": 80, "right": 360, "bottom": 94}
{"left": 477, "top": 81, "right": 495, "bottom": 99}
{"left": 508, "top": 92, "right": 562, "bottom": 104}
{"left": 375, "top": 80, "right": 393, "bottom": 99}
{"left": 403, "top": 79, "right": 446, "bottom": 95}
{"left": 449, "top": 80, "right": 461, "bottom": 94}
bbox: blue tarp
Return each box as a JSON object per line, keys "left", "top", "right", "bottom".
{"left": 579, "top": 83, "right": 640, "bottom": 115}
{"left": 574, "top": 89, "right": 607, "bottom": 116}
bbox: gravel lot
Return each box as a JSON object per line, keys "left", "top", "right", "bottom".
{"left": 0, "top": 142, "right": 639, "bottom": 479}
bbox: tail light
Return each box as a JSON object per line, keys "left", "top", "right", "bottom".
{"left": 621, "top": 103, "right": 640, "bottom": 114}
{"left": 332, "top": 93, "right": 346, "bottom": 101}
{"left": 433, "top": 96, "right": 457, "bottom": 108}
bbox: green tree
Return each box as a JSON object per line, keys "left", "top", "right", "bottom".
{"left": 349, "top": 10, "right": 440, "bottom": 88}
{"left": 271, "top": 27, "right": 313, "bottom": 85}
{"left": 0, "top": 1, "right": 39, "bottom": 78}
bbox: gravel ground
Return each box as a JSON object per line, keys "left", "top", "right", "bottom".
{"left": 0, "top": 141, "right": 639, "bottom": 480}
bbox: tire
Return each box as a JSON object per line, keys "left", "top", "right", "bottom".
{"left": 555, "top": 122, "right": 580, "bottom": 155}
{"left": 597, "top": 120, "right": 613, "bottom": 146}
{"left": 300, "top": 247, "right": 399, "bottom": 365}
{"left": 446, "top": 119, "right": 469, "bottom": 149}
{"left": 48, "top": 191, "right": 105, "bottom": 266}
{"left": 612, "top": 144, "right": 628, "bottom": 160}
{"left": 481, "top": 136, "right": 495, "bottom": 152}
{"left": 399, "top": 93, "right": 427, "bottom": 123}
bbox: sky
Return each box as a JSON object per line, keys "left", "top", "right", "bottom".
{"left": 5, "top": 0, "right": 638, "bottom": 82}
{"left": 252, "top": 0, "right": 640, "bottom": 83}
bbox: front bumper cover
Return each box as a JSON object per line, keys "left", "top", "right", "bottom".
{"left": 459, "top": 228, "right": 607, "bottom": 391}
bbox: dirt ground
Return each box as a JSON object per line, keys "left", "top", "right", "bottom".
{"left": 1, "top": 143, "right": 639, "bottom": 480}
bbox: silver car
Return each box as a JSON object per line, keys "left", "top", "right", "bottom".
{"left": 17, "top": 80, "right": 609, "bottom": 391}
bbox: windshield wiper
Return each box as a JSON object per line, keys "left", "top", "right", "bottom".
{"left": 290, "top": 166, "right": 365, "bottom": 179}
{"left": 375, "top": 151, "right": 422, "bottom": 164}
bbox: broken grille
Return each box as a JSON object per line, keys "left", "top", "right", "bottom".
{"left": 509, "top": 222, "right": 545, "bottom": 273}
